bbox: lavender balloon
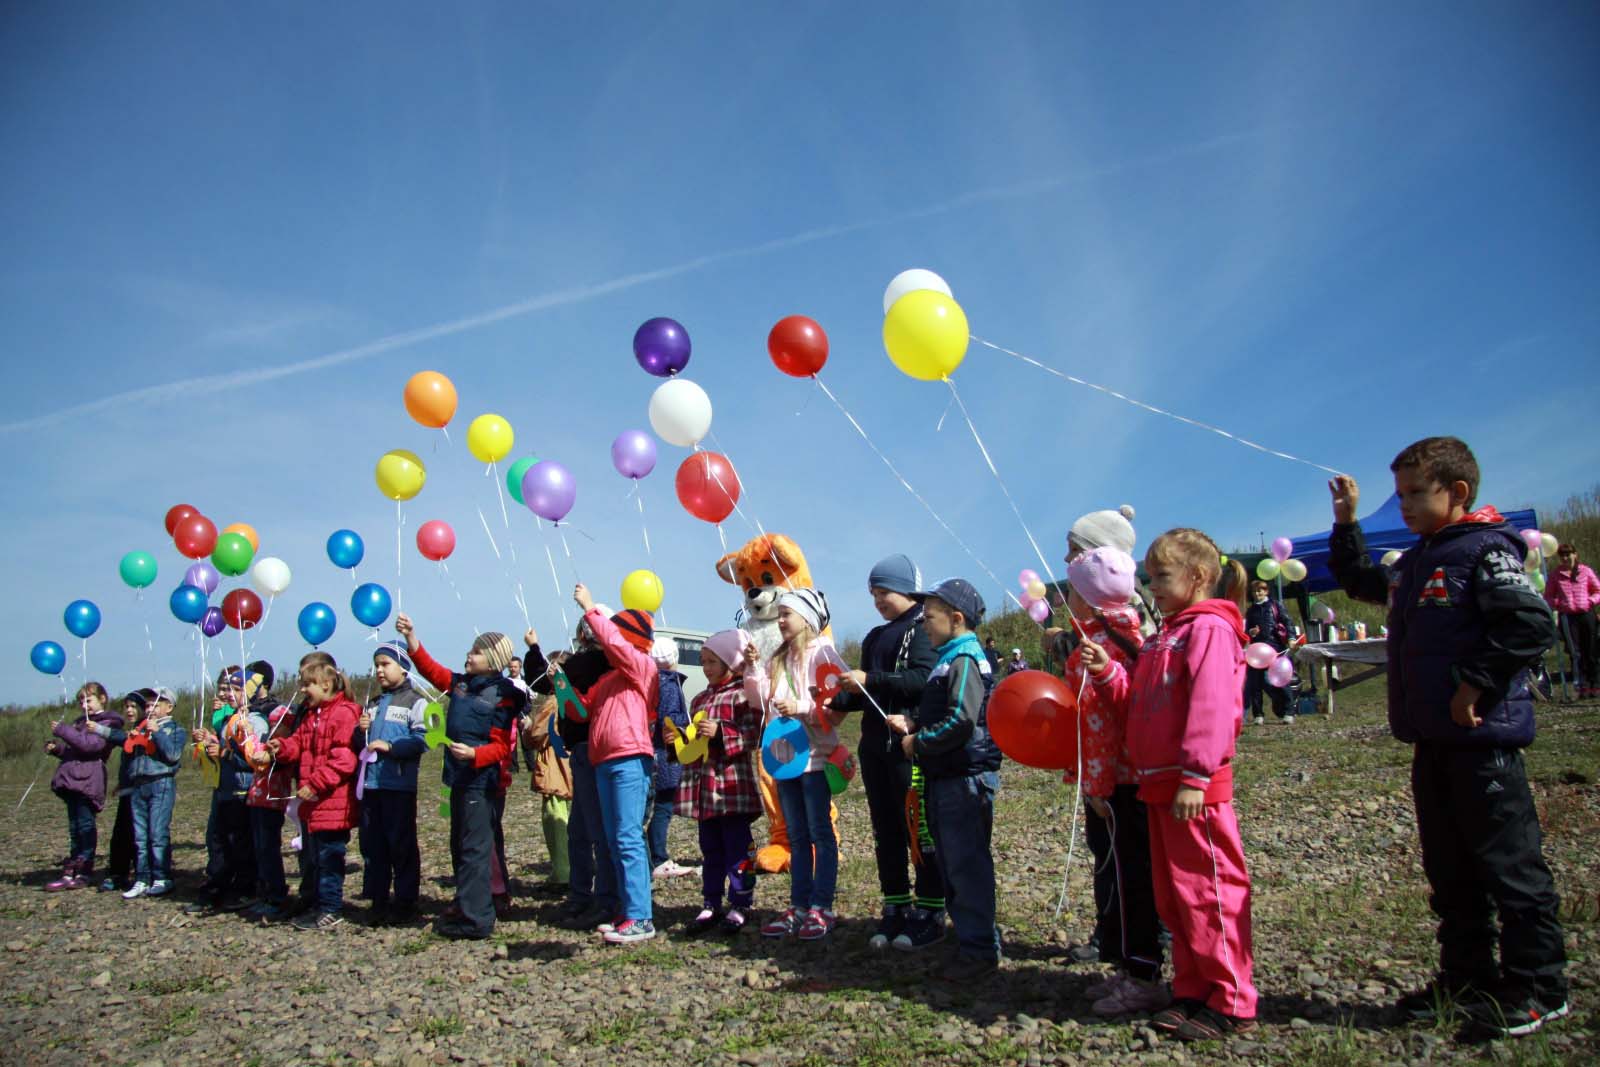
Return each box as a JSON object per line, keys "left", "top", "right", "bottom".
{"left": 633, "top": 317, "right": 691, "bottom": 377}
{"left": 184, "top": 561, "right": 221, "bottom": 594}
{"left": 199, "top": 606, "right": 227, "bottom": 637}
{"left": 1270, "top": 536, "right": 1295, "bottom": 563}
{"left": 611, "top": 430, "right": 658, "bottom": 480}
{"left": 521, "top": 460, "right": 577, "bottom": 523}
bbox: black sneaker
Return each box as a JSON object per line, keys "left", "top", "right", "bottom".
{"left": 1395, "top": 974, "right": 1494, "bottom": 1021}
{"left": 435, "top": 919, "right": 491, "bottom": 941}
{"left": 292, "top": 910, "right": 343, "bottom": 932}
{"left": 868, "top": 904, "right": 906, "bottom": 950}
{"left": 892, "top": 909, "right": 947, "bottom": 951}
{"left": 219, "top": 895, "right": 254, "bottom": 913}
{"left": 182, "top": 898, "right": 220, "bottom": 916}
{"left": 1463, "top": 988, "right": 1571, "bottom": 1038}
{"left": 1065, "top": 940, "right": 1101, "bottom": 964}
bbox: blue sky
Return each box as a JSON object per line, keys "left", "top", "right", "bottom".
{"left": 3, "top": 3, "right": 1597, "bottom": 704}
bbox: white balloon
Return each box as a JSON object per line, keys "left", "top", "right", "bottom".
{"left": 1541, "top": 533, "right": 1559, "bottom": 557}
{"left": 251, "top": 556, "right": 292, "bottom": 597}
{"left": 647, "top": 378, "right": 713, "bottom": 448}
{"left": 882, "top": 268, "right": 953, "bottom": 315}
{"left": 1279, "top": 558, "right": 1308, "bottom": 583}
{"left": 1380, "top": 550, "right": 1402, "bottom": 567}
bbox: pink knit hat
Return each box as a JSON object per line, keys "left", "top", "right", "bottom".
{"left": 1067, "top": 546, "right": 1137, "bottom": 612}
{"left": 702, "top": 629, "right": 751, "bottom": 674}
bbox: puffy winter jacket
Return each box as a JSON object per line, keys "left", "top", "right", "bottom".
{"left": 275, "top": 694, "right": 361, "bottom": 832}
{"left": 50, "top": 710, "right": 124, "bottom": 811}
{"left": 909, "top": 631, "right": 1001, "bottom": 779}
{"left": 358, "top": 684, "right": 430, "bottom": 793}
{"left": 582, "top": 609, "right": 659, "bottom": 766}
{"left": 122, "top": 716, "right": 188, "bottom": 781}
{"left": 412, "top": 645, "right": 523, "bottom": 792}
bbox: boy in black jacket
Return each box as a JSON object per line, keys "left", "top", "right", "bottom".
{"left": 834, "top": 554, "right": 943, "bottom": 951}
{"left": 1328, "top": 436, "right": 1566, "bottom": 1037}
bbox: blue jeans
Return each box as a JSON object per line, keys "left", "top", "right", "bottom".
{"left": 64, "top": 793, "right": 97, "bottom": 868}
{"left": 130, "top": 776, "right": 177, "bottom": 884}
{"left": 567, "top": 744, "right": 616, "bottom": 912}
{"left": 305, "top": 829, "right": 350, "bottom": 914}
{"left": 777, "top": 771, "right": 837, "bottom": 910}
{"left": 926, "top": 771, "right": 1001, "bottom": 961}
{"left": 647, "top": 786, "right": 676, "bottom": 868}
{"left": 594, "top": 754, "right": 653, "bottom": 922}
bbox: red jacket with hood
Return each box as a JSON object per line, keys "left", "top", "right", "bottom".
{"left": 275, "top": 694, "right": 361, "bottom": 832}
{"left": 1093, "top": 598, "right": 1247, "bottom": 805}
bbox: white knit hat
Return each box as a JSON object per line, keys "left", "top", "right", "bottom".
{"left": 1068, "top": 505, "right": 1137, "bottom": 556}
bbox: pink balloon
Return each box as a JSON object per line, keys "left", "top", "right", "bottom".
{"left": 1027, "top": 599, "right": 1050, "bottom": 623}
{"left": 1018, "top": 568, "right": 1040, "bottom": 591}
{"left": 416, "top": 520, "right": 456, "bottom": 562}
{"left": 1244, "top": 642, "right": 1278, "bottom": 670}
{"left": 1271, "top": 536, "right": 1294, "bottom": 563}
{"left": 1266, "top": 655, "right": 1297, "bottom": 688}
{"left": 1521, "top": 529, "right": 1542, "bottom": 552}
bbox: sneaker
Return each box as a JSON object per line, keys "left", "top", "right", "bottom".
{"left": 798, "top": 908, "right": 837, "bottom": 941}
{"left": 1395, "top": 974, "right": 1494, "bottom": 1021}
{"left": 1174, "top": 1005, "right": 1256, "bottom": 1042}
{"left": 939, "top": 955, "right": 999, "bottom": 983}
{"left": 1253, "top": 715, "right": 1266, "bottom": 726}
{"left": 1462, "top": 988, "right": 1570, "bottom": 1038}
{"left": 1084, "top": 972, "right": 1128, "bottom": 1000}
{"left": 293, "top": 910, "right": 344, "bottom": 931}
{"left": 687, "top": 907, "right": 721, "bottom": 936}
{"left": 651, "top": 860, "right": 695, "bottom": 880}
{"left": 1065, "top": 940, "right": 1101, "bottom": 964}
{"left": 122, "top": 881, "right": 150, "bottom": 899}
{"left": 1282, "top": 715, "right": 1296, "bottom": 724}
{"left": 761, "top": 908, "right": 800, "bottom": 938}
{"left": 892, "top": 909, "right": 947, "bottom": 951}
{"left": 45, "top": 872, "right": 80, "bottom": 892}
{"left": 721, "top": 908, "right": 748, "bottom": 934}
{"left": 603, "top": 918, "right": 657, "bottom": 945}
{"left": 1149, "top": 998, "right": 1205, "bottom": 1033}
{"left": 145, "top": 880, "right": 173, "bottom": 897}
{"left": 596, "top": 915, "right": 625, "bottom": 935}
{"left": 98, "top": 877, "right": 121, "bottom": 893}
{"left": 868, "top": 904, "right": 906, "bottom": 950}
{"left": 220, "top": 895, "right": 255, "bottom": 913}
{"left": 183, "top": 899, "right": 219, "bottom": 916}
{"left": 434, "top": 919, "right": 490, "bottom": 941}
{"left": 1093, "top": 976, "right": 1172, "bottom": 1017}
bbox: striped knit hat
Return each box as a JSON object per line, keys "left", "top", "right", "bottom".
{"left": 471, "top": 632, "right": 515, "bottom": 673}
{"left": 777, "top": 588, "right": 830, "bottom": 634}
{"left": 611, "top": 609, "right": 655, "bottom": 653}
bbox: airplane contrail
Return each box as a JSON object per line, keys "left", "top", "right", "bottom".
{"left": 1, "top": 128, "right": 1269, "bottom": 434}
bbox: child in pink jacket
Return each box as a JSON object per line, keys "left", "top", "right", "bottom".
{"left": 1082, "top": 528, "right": 1257, "bottom": 1042}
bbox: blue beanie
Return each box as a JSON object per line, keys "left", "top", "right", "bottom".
{"left": 374, "top": 642, "right": 413, "bottom": 673}
{"left": 868, "top": 553, "right": 921, "bottom": 597}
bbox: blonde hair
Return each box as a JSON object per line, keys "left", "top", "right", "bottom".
{"left": 299, "top": 660, "right": 348, "bottom": 696}
{"left": 768, "top": 620, "right": 820, "bottom": 689}
{"left": 76, "top": 681, "right": 109, "bottom": 706}
{"left": 1222, "top": 559, "right": 1249, "bottom": 610}
{"left": 1146, "top": 528, "right": 1224, "bottom": 592}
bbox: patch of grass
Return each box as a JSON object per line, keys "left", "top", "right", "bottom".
{"left": 151, "top": 1003, "right": 200, "bottom": 1042}
{"left": 131, "top": 972, "right": 227, "bottom": 996}
{"left": 583, "top": 1014, "right": 644, "bottom": 1045}
{"left": 509, "top": 974, "right": 529, "bottom": 987}
{"left": 565, "top": 942, "right": 686, "bottom": 974}
{"left": 294, "top": 979, "right": 328, "bottom": 995}
{"left": 394, "top": 934, "right": 434, "bottom": 956}
{"left": 416, "top": 1014, "right": 464, "bottom": 1039}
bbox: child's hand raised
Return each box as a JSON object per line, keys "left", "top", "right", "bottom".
{"left": 394, "top": 613, "right": 417, "bottom": 650}
{"left": 1329, "top": 474, "right": 1360, "bottom": 525}
{"left": 523, "top": 627, "right": 538, "bottom": 649}
{"left": 573, "top": 583, "right": 594, "bottom": 613}
{"left": 741, "top": 643, "right": 761, "bottom": 667}
{"left": 1078, "top": 640, "right": 1112, "bottom": 676}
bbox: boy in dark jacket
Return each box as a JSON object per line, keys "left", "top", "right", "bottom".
{"left": 834, "top": 554, "right": 943, "bottom": 951}
{"left": 889, "top": 578, "right": 1001, "bottom": 982}
{"left": 357, "top": 642, "right": 430, "bottom": 925}
{"left": 189, "top": 665, "right": 271, "bottom": 914}
{"left": 1243, "top": 581, "right": 1293, "bottom": 725}
{"left": 395, "top": 613, "right": 526, "bottom": 940}
{"left": 1328, "top": 436, "right": 1566, "bottom": 1037}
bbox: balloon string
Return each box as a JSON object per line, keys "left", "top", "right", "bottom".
{"left": 557, "top": 526, "right": 581, "bottom": 582}
{"left": 395, "top": 500, "right": 405, "bottom": 615}
{"left": 476, "top": 505, "right": 503, "bottom": 559}
{"left": 1053, "top": 615, "right": 1094, "bottom": 922}
{"left": 971, "top": 336, "right": 1346, "bottom": 477}
{"left": 543, "top": 537, "right": 571, "bottom": 637}
{"left": 634, "top": 484, "right": 653, "bottom": 559}
{"left": 437, "top": 561, "right": 463, "bottom": 601}
{"left": 945, "top": 377, "right": 1060, "bottom": 588}
{"left": 811, "top": 374, "right": 1025, "bottom": 613}
{"left": 491, "top": 460, "right": 511, "bottom": 530}
{"left": 699, "top": 434, "right": 798, "bottom": 592}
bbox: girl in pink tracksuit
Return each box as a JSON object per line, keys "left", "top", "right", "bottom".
{"left": 1082, "top": 528, "right": 1257, "bottom": 1042}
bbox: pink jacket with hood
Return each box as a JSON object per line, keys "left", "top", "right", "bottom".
{"left": 581, "top": 608, "right": 659, "bottom": 766}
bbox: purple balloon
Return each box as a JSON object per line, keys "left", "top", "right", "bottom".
{"left": 633, "top": 317, "right": 691, "bottom": 377}
{"left": 611, "top": 430, "right": 658, "bottom": 480}
{"left": 1270, "top": 536, "right": 1295, "bottom": 563}
{"left": 184, "top": 561, "right": 221, "bottom": 594}
{"left": 521, "top": 460, "right": 577, "bottom": 523}
{"left": 199, "top": 606, "right": 227, "bottom": 637}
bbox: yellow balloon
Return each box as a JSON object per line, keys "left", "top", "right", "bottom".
{"left": 375, "top": 449, "right": 426, "bottom": 501}
{"left": 1280, "top": 558, "right": 1308, "bottom": 583}
{"left": 620, "top": 568, "right": 664, "bottom": 613}
{"left": 883, "top": 289, "right": 969, "bottom": 381}
{"left": 466, "top": 414, "right": 515, "bottom": 464}
{"left": 1255, "top": 558, "right": 1280, "bottom": 581}
{"left": 1025, "top": 579, "right": 1047, "bottom": 601}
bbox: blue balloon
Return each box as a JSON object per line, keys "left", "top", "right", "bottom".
{"left": 63, "top": 599, "right": 102, "bottom": 639}
{"left": 30, "top": 640, "right": 66, "bottom": 675}
{"left": 327, "top": 529, "right": 365, "bottom": 570}
{"left": 297, "top": 602, "right": 337, "bottom": 646}
{"left": 351, "top": 583, "right": 392, "bottom": 629}
{"left": 169, "top": 584, "right": 208, "bottom": 624}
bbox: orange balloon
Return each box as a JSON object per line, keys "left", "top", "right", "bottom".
{"left": 987, "top": 670, "right": 1080, "bottom": 770}
{"left": 222, "top": 523, "right": 259, "bottom": 553}
{"left": 404, "top": 371, "right": 458, "bottom": 429}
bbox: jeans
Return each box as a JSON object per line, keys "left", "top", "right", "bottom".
{"left": 1083, "top": 784, "right": 1162, "bottom": 980}
{"left": 360, "top": 790, "right": 420, "bottom": 905}
{"left": 699, "top": 814, "right": 756, "bottom": 909}
{"left": 859, "top": 745, "right": 944, "bottom": 907}
{"left": 647, "top": 786, "right": 676, "bottom": 868}
{"left": 304, "top": 829, "right": 349, "bottom": 914}
{"left": 595, "top": 754, "right": 653, "bottom": 922}
{"left": 926, "top": 771, "right": 1000, "bottom": 961}
{"left": 129, "top": 776, "right": 177, "bottom": 885}
{"left": 64, "top": 793, "right": 97, "bottom": 869}
{"left": 448, "top": 787, "right": 496, "bottom": 935}
{"left": 777, "top": 771, "right": 838, "bottom": 911}
{"left": 203, "top": 791, "right": 254, "bottom": 897}
{"left": 249, "top": 807, "right": 288, "bottom": 903}
{"left": 542, "top": 796, "right": 570, "bottom": 883}
{"left": 566, "top": 744, "right": 616, "bottom": 912}
{"left": 1557, "top": 610, "right": 1597, "bottom": 690}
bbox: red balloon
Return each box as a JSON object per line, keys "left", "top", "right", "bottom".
{"left": 220, "top": 588, "right": 263, "bottom": 630}
{"left": 767, "top": 315, "right": 829, "bottom": 378}
{"left": 164, "top": 503, "right": 198, "bottom": 536}
{"left": 674, "top": 452, "right": 742, "bottom": 524}
{"left": 173, "top": 514, "right": 218, "bottom": 560}
{"left": 987, "top": 670, "right": 1080, "bottom": 770}
{"left": 416, "top": 519, "right": 456, "bottom": 562}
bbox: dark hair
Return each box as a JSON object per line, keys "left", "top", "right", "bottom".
{"left": 1391, "top": 436, "right": 1479, "bottom": 509}
{"left": 1558, "top": 543, "right": 1576, "bottom": 555}
{"left": 1249, "top": 579, "right": 1270, "bottom": 594}
{"left": 76, "top": 681, "right": 109, "bottom": 705}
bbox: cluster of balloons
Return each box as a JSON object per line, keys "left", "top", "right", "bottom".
{"left": 35, "top": 598, "right": 104, "bottom": 673}
{"left": 152, "top": 504, "right": 283, "bottom": 635}
{"left": 1256, "top": 536, "right": 1308, "bottom": 583}
{"left": 987, "top": 670, "right": 1079, "bottom": 770}
{"left": 1016, "top": 569, "right": 1052, "bottom": 623}
{"left": 881, "top": 269, "right": 969, "bottom": 382}
{"left": 1519, "top": 528, "right": 1560, "bottom": 593}
{"left": 1245, "top": 641, "right": 1298, "bottom": 688}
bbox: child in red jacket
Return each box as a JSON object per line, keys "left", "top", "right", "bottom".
{"left": 1082, "top": 528, "right": 1256, "bottom": 1042}
{"left": 268, "top": 660, "right": 361, "bottom": 931}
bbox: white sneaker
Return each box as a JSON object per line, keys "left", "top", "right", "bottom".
{"left": 122, "top": 881, "right": 149, "bottom": 899}
{"left": 1283, "top": 715, "right": 1296, "bottom": 724}
{"left": 146, "top": 880, "right": 173, "bottom": 897}
{"left": 652, "top": 860, "right": 694, "bottom": 880}
{"left": 1253, "top": 715, "right": 1266, "bottom": 726}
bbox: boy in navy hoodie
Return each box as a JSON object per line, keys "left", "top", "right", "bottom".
{"left": 357, "top": 642, "right": 430, "bottom": 925}
{"left": 1329, "top": 436, "right": 1566, "bottom": 1037}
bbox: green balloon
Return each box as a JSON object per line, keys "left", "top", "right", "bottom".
{"left": 211, "top": 532, "right": 255, "bottom": 577}
{"left": 1256, "top": 558, "right": 1281, "bottom": 581}
{"left": 118, "top": 550, "right": 158, "bottom": 589}
{"left": 505, "top": 455, "right": 540, "bottom": 506}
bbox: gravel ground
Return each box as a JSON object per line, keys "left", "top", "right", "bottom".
{"left": 1, "top": 682, "right": 1595, "bottom": 1066}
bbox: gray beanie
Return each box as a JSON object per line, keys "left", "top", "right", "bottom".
{"left": 1068, "top": 505, "right": 1137, "bottom": 556}
{"left": 867, "top": 553, "right": 922, "bottom": 597}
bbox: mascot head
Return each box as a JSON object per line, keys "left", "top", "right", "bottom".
{"left": 715, "top": 534, "right": 815, "bottom": 624}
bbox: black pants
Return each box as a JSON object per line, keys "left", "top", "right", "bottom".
{"left": 1412, "top": 744, "right": 1567, "bottom": 999}
{"left": 1244, "top": 667, "right": 1288, "bottom": 718}
{"left": 203, "top": 792, "right": 254, "bottom": 898}
{"left": 1083, "top": 784, "right": 1163, "bottom": 981}
{"left": 859, "top": 743, "right": 945, "bottom": 907}
{"left": 105, "top": 794, "right": 135, "bottom": 886}
{"left": 1557, "top": 610, "right": 1597, "bottom": 690}
{"left": 249, "top": 806, "right": 287, "bottom": 903}
{"left": 360, "top": 790, "right": 421, "bottom": 905}
{"left": 448, "top": 787, "right": 495, "bottom": 935}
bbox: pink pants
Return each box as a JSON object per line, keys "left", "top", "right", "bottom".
{"left": 1147, "top": 800, "right": 1257, "bottom": 1018}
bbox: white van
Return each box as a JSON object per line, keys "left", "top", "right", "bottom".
{"left": 656, "top": 626, "right": 713, "bottom": 704}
